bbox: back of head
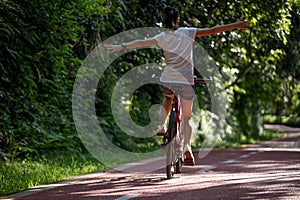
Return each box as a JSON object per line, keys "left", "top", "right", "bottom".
{"left": 162, "top": 6, "right": 179, "bottom": 30}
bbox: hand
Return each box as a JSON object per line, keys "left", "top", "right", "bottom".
{"left": 104, "top": 43, "right": 123, "bottom": 53}
{"left": 235, "top": 19, "right": 250, "bottom": 30}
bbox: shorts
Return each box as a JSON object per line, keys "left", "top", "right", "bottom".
{"left": 159, "top": 82, "right": 195, "bottom": 100}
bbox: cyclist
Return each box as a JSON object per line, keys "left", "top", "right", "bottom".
{"left": 105, "top": 6, "right": 249, "bottom": 166}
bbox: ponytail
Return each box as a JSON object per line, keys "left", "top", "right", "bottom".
{"left": 162, "top": 6, "right": 179, "bottom": 30}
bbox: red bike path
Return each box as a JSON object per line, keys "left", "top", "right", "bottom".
{"left": 1, "top": 124, "right": 300, "bottom": 200}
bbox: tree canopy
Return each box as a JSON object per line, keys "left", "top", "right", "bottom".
{"left": 1, "top": 0, "right": 299, "bottom": 161}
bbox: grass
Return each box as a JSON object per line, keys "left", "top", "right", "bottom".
{"left": 0, "top": 150, "right": 164, "bottom": 196}
{"left": 263, "top": 115, "right": 300, "bottom": 127}
{"left": 255, "top": 129, "right": 284, "bottom": 141}
{"left": 208, "top": 128, "right": 284, "bottom": 149}
{"left": 0, "top": 154, "right": 107, "bottom": 196}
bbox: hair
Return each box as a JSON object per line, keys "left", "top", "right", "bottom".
{"left": 162, "top": 6, "right": 179, "bottom": 30}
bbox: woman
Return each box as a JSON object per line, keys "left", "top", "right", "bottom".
{"left": 105, "top": 6, "right": 249, "bottom": 166}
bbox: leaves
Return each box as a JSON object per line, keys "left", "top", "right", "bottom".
{"left": 0, "top": 0, "right": 299, "bottom": 161}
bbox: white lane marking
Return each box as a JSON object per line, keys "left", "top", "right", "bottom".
{"left": 115, "top": 194, "right": 141, "bottom": 200}
{"left": 249, "top": 151, "right": 258, "bottom": 155}
{"left": 240, "top": 154, "right": 250, "bottom": 158}
{"left": 221, "top": 159, "right": 236, "bottom": 164}
{"left": 240, "top": 151, "right": 260, "bottom": 159}
{"left": 197, "top": 166, "right": 216, "bottom": 173}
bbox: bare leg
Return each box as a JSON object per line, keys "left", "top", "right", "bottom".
{"left": 181, "top": 98, "right": 193, "bottom": 147}
{"left": 181, "top": 98, "right": 195, "bottom": 165}
{"left": 160, "top": 94, "right": 174, "bottom": 126}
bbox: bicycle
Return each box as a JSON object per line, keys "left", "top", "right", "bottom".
{"left": 153, "top": 75, "right": 213, "bottom": 179}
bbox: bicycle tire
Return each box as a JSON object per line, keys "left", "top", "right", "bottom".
{"left": 175, "top": 158, "right": 183, "bottom": 173}
{"left": 175, "top": 114, "right": 183, "bottom": 174}
{"left": 166, "top": 110, "right": 177, "bottom": 179}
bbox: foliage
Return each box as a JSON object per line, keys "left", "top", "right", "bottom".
{"left": 168, "top": 0, "right": 300, "bottom": 143}
{"left": 0, "top": 0, "right": 299, "bottom": 195}
{"left": 0, "top": 154, "right": 105, "bottom": 196}
{"left": 215, "top": 128, "right": 284, "bottom": 148}
{"left": 0, "top": 0, "right": 111, "bottom": 161}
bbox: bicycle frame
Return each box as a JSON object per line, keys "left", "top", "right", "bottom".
{"left": 164, "top": 94, "right": 183, "bottom": 179}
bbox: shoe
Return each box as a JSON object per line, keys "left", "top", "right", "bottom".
{"left": 156, "top": 125, "right": 166, "bottom": 136}
{"left": 184, "top": 145, "right": 195, "bottom": 166}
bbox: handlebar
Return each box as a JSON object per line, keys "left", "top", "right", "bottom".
{"left": 194, "top": 76, "right": 213, "bottom": 85}
{"left": 152, "top": 74, "right": 213, "bottom": 85}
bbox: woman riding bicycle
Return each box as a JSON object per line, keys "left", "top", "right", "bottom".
{"left": 105, "top": 6, "right": 249, "bottom": 166}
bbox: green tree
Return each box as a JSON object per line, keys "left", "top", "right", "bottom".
{"left": 1, "top": 0, "right": 299, "bottom": 161}
{"left": 0, "top": 0, "right": 111, "bottom": 160}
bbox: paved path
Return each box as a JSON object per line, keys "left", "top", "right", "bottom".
{"left": 1, "top": 124, "right": 300, "bottom": 200}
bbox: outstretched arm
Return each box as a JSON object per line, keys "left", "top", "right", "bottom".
{"left": 104, "top": 38, "right": 157, "bottom": 53}
{"left": 196, "top": 19, "right": 250, "bottom": 37}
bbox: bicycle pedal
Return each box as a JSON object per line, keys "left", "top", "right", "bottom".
{"left": 156, "top": 132, "right": 165, "bottom": 137}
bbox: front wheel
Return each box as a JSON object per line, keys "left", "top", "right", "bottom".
{"left": 166, "top": 111, "right": 176, "bottom": 179}
{"left": 166, "top": 162, "right": 174, "bottom": 179}
{"left": 175, "top": 158, "right": 183, "bottom": 173}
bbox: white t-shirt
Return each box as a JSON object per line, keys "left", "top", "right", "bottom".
{"left": 154, "top": 27, "right": 197, "bottom": 85}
